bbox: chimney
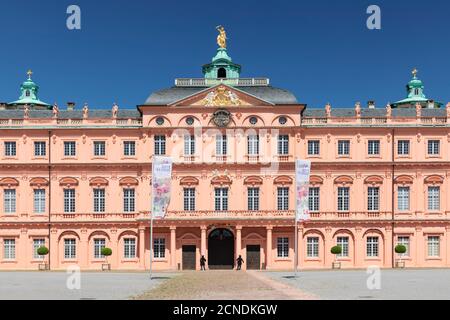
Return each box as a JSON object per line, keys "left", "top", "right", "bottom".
{"left": 367, "top": 100, "right": 376, "bottom": 109}
{"left": 427, "top": 100, "right": 435, "bottom": 109}
{"left": 67, "top": 102, "right": 76, "bottom": 111}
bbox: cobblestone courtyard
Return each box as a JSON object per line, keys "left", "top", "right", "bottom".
{"left": 1, "top": 269, "right": 450, "bottom": 300}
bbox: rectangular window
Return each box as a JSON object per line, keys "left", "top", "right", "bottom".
{"left": 4, "top": 189, "right": 16, "bottom": 214}
{"left": 337, "top": 140, "right": 350, "bottom": 156}
{"left": 337, "top": 187, "right": 349, "bottom": 211}
{"left": 34, "top": 189, "right": 46, "bottom": 213}
{"left": 64, "top": 141, "right": 76, "bottom": 157}
{"left": 368, "top": 140, "right": 380, "bottom": 155}
{"left": 124, "top": 141, "right": 136, "bottom": 157}
{"left": 33, "top": 239, "right": 45, "bottom": 260}
{"left": 124, "top": 238, "right": 136, "bottom": 259}
{"left": 93, "top": 239, "right": 106, "bottom": 259}
{"left": 277, "top": 135, "right": 289, "bottom": 155}
{"left": 277, "top": 187, "right": 289, "bottom": 211}
{"left": 307, "top": 140, "right": 320, "bottom": 155}
{"left": 64, "top": 189, "right": 75, "bottom": 213}
{"left": 247, "top": 135, "right": 260, "bottom": 155}
{"left": 123, "top": 189, "right": 135, "bottom": 212}
{"left": 397, "top": 140, "right": 410, "bottom": 156}
{"left": 154, "top": 136, "right": 166, "bottom": 155}
{"left": 427, "top": 236, "right": 440, "bottom": 257}
{"left": 428, "top": 140, "right": 440, "bottom": 155}
{"left": 366, "top": 236, "right": 379, "bottom": 257}
{"left": 4, "top": 142, "right": 16, "bottom": 157}
{"left": 336, "top": 237, "right": 349, "bottom": 257}
{"left": 428, "top": 186, "right": 440, "bottom": 211}
{"left": 397, "top": 187, "right": 410, "bottom": 211}
{"left": 306, "top": 237, "right": 319, "bottom": 258}
{"left": 3, "top": 239, "right": 15, "bottom": 260}
{"left": 247, "top": 187, "right": 260, "bottom": 211}
{"left": 93, "top": 141, "right": 106, "bottom": 157}
{"left": 184, "top": 135, "right": 195, "bottom": 156}
{"left": 367, "top": 187, "right": 380, "bottom": 211}
{"left": 277, "top": 237, "right": 289, "bottom": 258}
{"left": 93, "top": 189, "right": 106, "bottom": 213}
{"left": 215, "top": 188, "right": 228, "bottom": 211}
{"left": 216, "top": 135, "right": 227, "bottom": 156}
{"left": 397, "top": 236, "right": 410, "bottom": 257}
{"left": 34, "top": 142, "right": 46, "bottom": 157}
{"left": 183, "top": 188, "right": 195, "bottom": 211}
{"left": 154, "top": 238, "right": 165, "bottom": 259}
{"left": 64, "top": 239, "right": 76, "bottom": 259}
{"left": 308, "top": 187, "right": 320, "bottom": 212}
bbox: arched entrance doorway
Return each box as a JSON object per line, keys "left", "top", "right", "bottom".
{"left": 208, "top": 228, "right": 234, "bottom": 269}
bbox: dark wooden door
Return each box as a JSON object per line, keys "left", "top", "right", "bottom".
{"left": 246, "top": 245, "right": 261, "bottom": 270}
{"left": 182, "top": 245, "right": 196, "bottom": 270}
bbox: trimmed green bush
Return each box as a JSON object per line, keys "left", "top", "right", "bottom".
{"left": 330, "top": 245, "right": 342, "bottom": 255}
{"left": 395, "top": 244, "right": 407, "bottom": 255}
{"left": 37, "top": 246, "right": 49, "bottom": 256}
{"left": 101, "top": 247, "right": 112, "bottom": 257}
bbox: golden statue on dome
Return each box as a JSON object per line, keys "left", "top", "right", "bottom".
{"left": 216, "top": 25, "right": 227, "bottom": 48}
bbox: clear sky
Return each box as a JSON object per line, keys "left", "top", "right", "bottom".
{"left": 0, "top": 0, "right": 448, "bottom": 109}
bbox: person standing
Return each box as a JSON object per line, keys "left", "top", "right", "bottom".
{"left": 236, "top": 255, "right": 244, "bottom": 270}
{"left": 200, "top": 255, "right": 207, "bottom": 271}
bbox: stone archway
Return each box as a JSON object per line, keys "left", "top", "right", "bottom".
{"left": 208, "top": 228, "right": 234, "bottom": 270}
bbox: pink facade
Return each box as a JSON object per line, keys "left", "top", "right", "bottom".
{"left": 1, "top": 50, "right": 450, "bottom": 271}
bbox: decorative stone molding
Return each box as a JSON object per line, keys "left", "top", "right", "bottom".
{"left": 89, "top": 177, "right": 109, "bottom": 187}
{"left": 334, "top": 175, "right": 354, "bottom": 185}
{"left": 364, "top": 175, "right": 384, "bottom": 185}
{"left": 29, "top": 177, "right": 49, "bottom": 187}
{"left": 180, "top": 177, "right": 200, "bottom": 186}
{"left": 59, "top": 177, "right": 79, "bottom": 187}
{"left": 243, "top": 176, "right": 263, "bottom": 186}
{"left": 119, "top": 177, "right": 139, "bottom": 187}
{"left": 394, "top": 175, "right": 414, "bottom": 185}
{"left": 0, "top": 178, "right": 20, "bottom": 187}
{"left": 309, "top": 175, "right": 324, "bottom": 185}
{"left": 211, "top": 175, "right": 232, "bottom": 186}
{"left": 274, "top": 176, "right": 293, "bottom": 186}
{"left": 424, "top": 175, "right": 444, "bottom": 185}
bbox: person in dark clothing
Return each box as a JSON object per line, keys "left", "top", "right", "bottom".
{"left": 200, "top": 255, "right": 207, "bottom": 271}
{"left": 236, "top": 255, "right": 244, "bottom": 270}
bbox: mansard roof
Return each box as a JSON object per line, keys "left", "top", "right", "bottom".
{"left": 0, "top": 109, "right": 141, "bottom": 119}
{"left": 144, "top": 86, "right": 298, "bottom": 106}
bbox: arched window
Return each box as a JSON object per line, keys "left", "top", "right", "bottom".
{"left": 25, "top": 90, "right": 31, "bottom": 97}
{"left": 217, "top": 68, "right": 227, "bottom": 79}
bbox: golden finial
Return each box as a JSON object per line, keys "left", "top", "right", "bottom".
{"left": 412, "top": 68, "right": 418, "bottom": 78}
{"left": 216, "top": 25, "right": 227, "bottom": 49}
{"left": 27, "top": 70, "right": 33, "bottom": 80}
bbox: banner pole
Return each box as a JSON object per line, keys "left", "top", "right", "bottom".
{"left": 294, "top": 218, "right": 298, "bottom": 278}
{"left": 150, "top": 213, "right": 154, "bottom": 280}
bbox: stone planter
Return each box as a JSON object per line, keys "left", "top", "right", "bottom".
{"left": 395, "top": 260, "right": 405, "bottom": 269}
{"left": 332, "top": 262, "right": 341, "bottom": 269}
{"left": 38, "top": 263, "right": 49, "bottom": 271}
{"left": 102, "top": 263, "right": 111, "bottom": 271}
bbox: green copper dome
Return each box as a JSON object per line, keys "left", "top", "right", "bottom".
{"left": 9, "top": 70, "right": 50, "bottom": 108}
{"left": 392, "top": 69, "right": 442, "bottom": 108}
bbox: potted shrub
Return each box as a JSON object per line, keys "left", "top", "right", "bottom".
{"left": 331, "top": 245, "right": 342, "bottom": 269}
{"left": 37, "top": 246, "right": 49, "bottom": 271}
{"left": 395, "top": 244, "right": 407, "bottom": 269}
{"left": 101, "top": 247, "right": 112, "bottom": 271}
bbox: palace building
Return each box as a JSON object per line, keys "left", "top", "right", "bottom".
{"left": 1, "top": 31, "right": 450, "bottom": 271}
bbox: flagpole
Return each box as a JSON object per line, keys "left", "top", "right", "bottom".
{"left": 294, "top": 217, "right": 298, "bottom": 278}
{"left": 150, "top": 210, "right": 154, "bottom": 280}
{"left": 294, "top": 158, "right": 298, "bottom": 278}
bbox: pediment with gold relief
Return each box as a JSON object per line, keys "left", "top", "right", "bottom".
{"left": 170, "top": 85, "right": 273, "bottom": 107}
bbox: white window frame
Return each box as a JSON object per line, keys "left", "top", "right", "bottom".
{"left": 123, "top": 188, "right": 135, "bottom": 213}
{"left": 397, "top": 140, "right": 410, "bottom": 156}
{"left": 93, "top": 141, "right": 106, "bottom": 157}
{"left": 368, "top": 140, "right": 380, "bottom": 155}
{"left": 216, "top": 135, "right": 227, "bottom": 156}
{"left": 307, "top": 140, "right": 320, "bottom": 156}
{"left": 277, "top": 135, "right": 289, "bottom": 155}
{"left": 336, "top": 236, "right": 349, "bottom": 257}
{"left": 124, "top": 141, "right": 136, "bottom": 157}
{"left": 4, "top": 189, "right": 16, "bottom": 214}
{"left": 277, "top": 187, "right": 289, "bottom": 211}
{"left": 337, "top": 187, "right": 349, "bottom": 212}
{"left": 308, "top": 187, "right": 320, "bottom": 212}
{"left": 124, "top": 238, "right": 136, "bottom": 259}
{"left": 154, "top": 238, "right": 166, "bottom": 259}
{"left": 277, "top": 237, "right": 289, "bottom": 258}
{"left": 337, "top": 140, "right": 350, "bottom": 156}
{"left": 306, "top": 237, "right": 319, "bottom": 258}
{"left": 34, "top": 141, "right": 46, "bottom": 157}
{"left": 34, "top": 189, "right": 46, "bottom": 214}
{"left": 427, "top": 236, "right": 440, "bottom": 257}
{"left": 64, "top": 141, "right": 76, "bottom": 157}
{"left": 184, "top": 135, "right": 195, "bottom": 156}
{"left": 247, "top": 135, "right": 260, "bottom": 155}
{"left": 397, "top": 187, "right": 410, "bottom": 211}
{"left": 3, "top": 239, "right": 16, "bottom": 260}
{"left": 33, "top": 239, "right": 45, "bottom": 260}
{"left": 427, "top": 140, "right": 440, "bottom": 156}
{"left": 93, "top": 188, "right": 106, "bottom": 213}
{"left": 428, "top": 186, "right": 440, "bottom": 211}
{"left": 93, "top": 238, "right": 106, "bottom": 259}
{"left": 64, "top": 189, "right": 76, "bottom": 213}
{"left": 4, "top": 142, "right": 16, "bottom": 157}
{"left": 215, "top": 188, "right": 228, "bottom": 211}
{"left": 367, "top": 187, "right": 380, "bottom": 212}
{"left": 366, "top": 236, "right": 379, "bottom": 257}
{"left": 183, "top": 188, "right": 195, "bottom": 211}
{"left": 397, "top": 236, "right": 410, "bottom": 257}
{"left": 247, "top": 187, "right": 260, "bottom": 211}
{"left": 64, "top": 239, "right": 76, "bottom": 259}
{"left": 154, "top": 135, "right": 166, "bottom": 155}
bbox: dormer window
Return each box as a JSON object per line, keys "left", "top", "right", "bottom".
{"left": 25, "top": 90, "right": 30, "bottom": 97}
{"left": 414, "top": 89, "right": 419, "bottom": 95}
{"left": 218, "top": 68, "right": 227, "bottom": 79}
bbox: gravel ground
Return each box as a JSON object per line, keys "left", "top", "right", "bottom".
{"left": 264, "top": 269, "right": 450, "bottom": 300}
{"left": 0, "top": 272, "right": 175, "bottom": 300}
{"left": 136, "top": 270, "right": 315, "bottom": 300}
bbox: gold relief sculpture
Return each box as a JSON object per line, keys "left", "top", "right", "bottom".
{"left": 200, "top": 86, "right": 242, "bottom": 107}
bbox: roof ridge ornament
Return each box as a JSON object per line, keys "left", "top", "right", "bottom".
{"left": 27, "top": 69, "right": 33, "bottom": 80}
{"left": 412, "top": 68, "right": 418, "bottom": 79}
{"left": 216, "top": 25, "right": 227, "bottom": 49}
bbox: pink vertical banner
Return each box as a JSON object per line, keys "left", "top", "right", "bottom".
{"left": 295, "top": 160, "right": 311, "bottom": 222}
{"left": 152, "top": 156, "right": 173, "bottom": 219}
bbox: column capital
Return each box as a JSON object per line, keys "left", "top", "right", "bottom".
{"left": 200, "top": 226, "right": 207, "bottom": 231}
{"left": 138, "top": 226, "right": 146, "bottom": 232}
{"left": 235, "top": 225, "right": 243, "bottom": 231}
{"left": 170, "top": 226, "right": 177, "bottom": 231}
{"left": 266, "top": 226, "right": 273, "bottom": 231}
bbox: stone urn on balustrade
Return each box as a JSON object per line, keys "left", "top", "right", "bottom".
{"left": 331, "top": 246, "right": 342, "bottom": 270}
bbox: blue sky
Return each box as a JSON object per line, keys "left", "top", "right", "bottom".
{"left": 0, "top": 0, "right": 448, "bottom": 109}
